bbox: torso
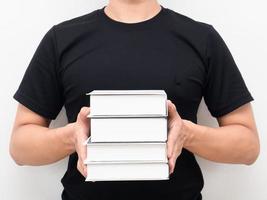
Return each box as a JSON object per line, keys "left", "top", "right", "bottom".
{"left": 56, "top": 5, "right": 211, "bottom": 200}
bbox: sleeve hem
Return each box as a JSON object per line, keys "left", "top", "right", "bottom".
{"left": 210, "top": 93, "right": 254, "bottom": 118}
{"left": 13, "top": 91, "right": 59, "bottom": 120}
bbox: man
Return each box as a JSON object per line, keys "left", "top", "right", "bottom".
{"left": 10, "top": 0, "right": 260, "bottom": 199}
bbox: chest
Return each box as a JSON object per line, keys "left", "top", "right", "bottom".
{"left": 59, "top": 30, "right": 206, "bottom": 120}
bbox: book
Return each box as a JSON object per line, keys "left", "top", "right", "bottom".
{"left": 84, "top": 161, "right": 169, "bottom": 181}
{"left": 89, "top": 117, "right": 167, "bottom": 142}
{"left": 84, "top": 90, "right": 169, "bottom": 181}
{"left": 85, "top": 137, "right": 167, "bottom": 162}
{"left": 87, "top": 90, "right": 167, "bottom": 117}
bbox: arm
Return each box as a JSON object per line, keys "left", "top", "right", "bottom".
{"left": 183, "top": 103, "right": 260, "bottom": 165}
{"left": 10, "top": 104, "right": 90, "bottom": 177}
{"left": 10, "top": 103, "right": 75, "bottom": 165}
{"left": 167, "top": 100, "right": 260, "bottom": 174}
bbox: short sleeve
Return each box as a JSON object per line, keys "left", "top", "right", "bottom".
{"left": 203, "top": 25, "right": 254, "bottom": 118}
{"left": 13, "top": 26, "right": 64, "bottom": 120}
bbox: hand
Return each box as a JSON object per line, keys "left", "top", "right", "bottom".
{"left": 167, "top": 100, "right": 187, "bottom": 174}
{"left": 73, "top": 107, "right": 91, "bottom": 177}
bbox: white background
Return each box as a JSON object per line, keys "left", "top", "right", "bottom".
{"left": 1, "top": 0, "right": 266, "bottom": 199}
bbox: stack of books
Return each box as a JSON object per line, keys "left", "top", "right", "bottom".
{"left": 84, "top": 90, "right": 169, "bottom": 181}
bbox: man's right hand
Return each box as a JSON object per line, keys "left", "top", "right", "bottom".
{"left": 71, "top": 106, "right": 91, "bottom": 177}
{"left": 10, "top": 104, "right": 91, "bottom": 168}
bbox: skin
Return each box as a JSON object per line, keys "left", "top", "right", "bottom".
{"left": 10, "top": 0, "right": 260, "bottom": 177}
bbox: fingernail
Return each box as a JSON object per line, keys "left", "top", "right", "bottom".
{"left": 84, "top": 166, "right": 87, "bottom": 177}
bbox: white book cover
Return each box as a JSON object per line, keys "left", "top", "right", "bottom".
{"left": 90, "top": 117, "right": 167, "bottom": 142}
{"left": 84, "top": 161, "right": 169, "bottom": 181}
{"left": 85, "top": 137, "right": 167, "bottom": 162}
{"left": 87, "top": 90, "right": 168, "bottom": 116}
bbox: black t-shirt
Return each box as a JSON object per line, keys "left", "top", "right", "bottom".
{"left": 13, "top": 5, "right": 253, "bottom": 200}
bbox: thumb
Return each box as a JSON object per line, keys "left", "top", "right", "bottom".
{"left": 77, "top": 107, "right": 90, "bottom": 123}
{"left": 167, "top": 100, "right": 179, "bottom": 119}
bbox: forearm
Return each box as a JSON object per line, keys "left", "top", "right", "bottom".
{"left": 10, "top": 123, "right": 76, "bottom": 166}
{"left": 183, "top": 120, "right": 260, "bottom": 165}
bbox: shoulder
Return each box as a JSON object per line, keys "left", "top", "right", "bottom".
{"left": 164, "top": 8, "right": 213, "bottom": 35}
{"left": 49, "top": 8, "right": 102, "bottom": 51}
{"left": 164, "top": 8, "right": 217, "bottom": 62}
{"left": 54, "top": 9, "right": 100, "bottom": 30}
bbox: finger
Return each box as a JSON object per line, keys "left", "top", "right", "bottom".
{"left": 168, "top": 156, "right": 176, "bottom": 174}
{"left": 77, "top": 159, "right": 87, "bottom": 177}
{"left": 77, "top": 135, "right": 88, "bottom": 165}
{"left": 81, "top": 159, "right": 87, "bottom": 177}
{"left": 167, "top": 100, "right": 180, "bottom": 120}
{"left": 167, "top": 136, "right": 176, "bottom": 159}
{"left": 168, "top": 140, "right": 183, "bottom": 174}
{"left": 80, "top": 106, "right": 91, "bottom": 117}
{"left": 169, "top": 135, "right": 183, "bottom": 162}
{"left": 84, "top": 164, "right": 87, "bottom": 177}
{"left": 76, "top": 136, "right": 87, "bottom": 178}
{"left": 167, "top": 126, "right": 178, "bottom": 158}
{"left": 173, "top": 142, "right": 182, "bottom": 159}
{"left": 76, "top": 107, "right": 91, "bottom": 140}
{"left": 168, "top": 153, "right": 179, "bottom": 175}
{"left": 77, "top": 107, "right": 90, "bottom": 123}
{"left": 80, "top": 159, "right": 87, "bottom": 177}
{"left": 75, "top": 129, "right": 88, "bottom": 175}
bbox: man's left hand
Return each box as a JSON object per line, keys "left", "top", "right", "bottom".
{"left": 167, "top": 100, "right": 189, "bottom": 174}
